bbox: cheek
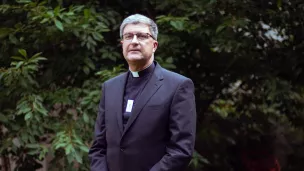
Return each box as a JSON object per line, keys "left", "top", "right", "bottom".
{"left": 146, "top": 45, "right": 154, "bottom": 53}
{"left": 122, "top": 44, "right": 128, "bottom": 53}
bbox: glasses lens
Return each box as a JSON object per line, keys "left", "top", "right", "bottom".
{"left": 123, "top": 33, "right": 151, "bottom": 41}
{"left": 124, "top": 33, "right": 133, "bottom": 40}
{"left": 137, "top": 33, "right": 149, "bottom": 41}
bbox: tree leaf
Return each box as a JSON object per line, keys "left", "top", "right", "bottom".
{"left": 83, "top": 112, "right": 89, "bottom": 123}
{"left": 79, "top": 145, "right": 89, "bottom": 152}
{"left": 0, "top": 113, "right": 8, "bottom": 123}
{"left": 40, "top": 18, "right": 49, "bottom": 24}
{"left": 34, "top": 103, "right": 48, "bottom": 116}
{"left": 21, "top": 133, "right": 28, "bottom": 143}
{"left": 17, "top": 107, "right": 31, "bottom": 115}
{"left": 83, "top": 66, "right": 90, "bottom": 75}
{"left": 84, "top": 57, "right": 95, "bottom": 70}
{"left": 54, "top": 6, "right": 60, "bottom": 16}
{"left": 30, "top": 57, "right": 47, "bottom": 63}
{"left": 54, "top": 19, "right": 64, "bottom": 31}
{"left": 216, "top": 25, "right": 226, "bottom": 34}
{"left": 18, "top": 49, "right": 27, "bottom": 57}
{"left": 0, "top": 28, "right": 13, "bottom": 39}
{"left": 74, "top": 151, "right": 83, "bottom": 163}
{"left": 31, "top": 52, "right": 43, "bottom": 59}
{"left": 9, "top": 34, "right": 18, "bottom": 44}
{"left": 47, "top": 11, "right": 54, "bottom": 17}
{"left": 11, "top": 56, "right": 24, "bottom": 61}
{"left": 65, "top": 144, "right": 74, "bottom": 155}
{"left": 16, "top": 0, "right": 32, "bottom": 4}
{"left": 84, "top": 9, "right": 90, "bottom": 19}
{"left": 16, "top": 61, "right": 24, "bottom": 68}
{"left": 26, "top": 143, "right": 40, "bottom": 148}
{"left": 67, "top": 154, "right": 74, "bottom": 164}
{"left": 166, "top": 57, "right": 173, "bottom": 63}
{"left": 92, "top": 32, "right": 104, "bottom": 41}
{"left": 81, "top": 96, "right": 91, "bottom": 105}
{"left": 73, "top": 30, "right": 80, "bottom": 37}
{"left": 55, "top": 143, "right": 66, "bottom": 149}
{"left": 27, "top": 149, "right": 39, "bottom": 155}
{"left": 25, "top": 112, "right": 32, "bottom": 120}
{"left": 170, "top": 21, "right": 184, "bottom": 31}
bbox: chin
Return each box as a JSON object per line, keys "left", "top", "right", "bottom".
{"left": 127, "top": 56, "right": 144, "bottom": 61}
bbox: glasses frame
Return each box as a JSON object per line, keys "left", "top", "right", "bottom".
{"left": 122, "top": 32, "right": 155, "bottom": 42}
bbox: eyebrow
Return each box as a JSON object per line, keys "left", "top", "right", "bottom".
{"left": 123, "top": 32, "right": 148, "bottom": 34}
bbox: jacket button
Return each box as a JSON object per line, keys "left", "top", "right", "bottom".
{"left": 120, "top": 148, "right": 124, "bottom": 152}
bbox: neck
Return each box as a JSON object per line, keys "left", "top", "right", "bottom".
{"left": 128, "top": 57, "right": 154, "bottom": 72}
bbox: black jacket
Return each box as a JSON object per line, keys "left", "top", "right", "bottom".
{"left": 89, "top": 62, "right": 196, "bottom": 171}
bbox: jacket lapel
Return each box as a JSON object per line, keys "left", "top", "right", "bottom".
{"left": 115, "top": 72, "right": 128, "bottom": 135}
{"left": 122, "top": 64, "right": 164, "bottom": 137}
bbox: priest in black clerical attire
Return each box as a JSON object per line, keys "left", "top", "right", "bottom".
{"left": 89, "top": 14, "right": 197, "bottom": 171}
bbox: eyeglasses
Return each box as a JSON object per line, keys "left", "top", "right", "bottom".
{"left": 122, "top": 32, "right": 154, "bottom": 41}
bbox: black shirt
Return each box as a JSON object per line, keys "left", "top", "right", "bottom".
{"left": 122, "top": 62, "right": 155, "bottom": 127}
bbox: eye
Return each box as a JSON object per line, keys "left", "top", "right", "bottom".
{"left": 137, "top": 33, "right": 148, "bottom": 40}
{"left": 124, "top": 34, "right": 133, "bottom": 40}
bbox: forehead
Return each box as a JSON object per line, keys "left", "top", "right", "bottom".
{"left": 123, "top": 23, "right": 150, "bottom": 34}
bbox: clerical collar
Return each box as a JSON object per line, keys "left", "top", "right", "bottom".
{"left": 129, "top": 62, "right": 155, "bottom": 78}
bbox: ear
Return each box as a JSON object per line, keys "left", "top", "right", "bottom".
{"left": 120, "top": 40, "right": 123, "bottom": 44}
{"left": 153, "top": 41, "right": 158, "bottom": 53}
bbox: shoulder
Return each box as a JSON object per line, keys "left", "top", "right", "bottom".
{"left": 160, "top": 67, "right": 193, "bottom": 84}
{"left": 103, "top": 72, "right": 127, "bottom": 86}
{"left": 159, "top": 68, "right": 195, "bottom": 100}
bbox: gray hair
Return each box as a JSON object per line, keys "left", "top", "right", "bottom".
{"left": 120, "top": 14, "right": 158, "bottom": 40}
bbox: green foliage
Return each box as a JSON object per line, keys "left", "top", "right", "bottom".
{"left": 152, "top": 0, "right": 304, "bottom": 170}
{"left": 0, "top": 1, "right": 126, "bottom": 170}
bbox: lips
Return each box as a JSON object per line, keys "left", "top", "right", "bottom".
{"left": 129, "top": 49, "right": 140, "bottom": 52}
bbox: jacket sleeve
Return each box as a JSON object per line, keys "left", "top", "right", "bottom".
{"left": 150, "top": 78, "right": 197, "bottom": 171}
{"left": 88, "top": 83, "right": 108, "bottom": 171}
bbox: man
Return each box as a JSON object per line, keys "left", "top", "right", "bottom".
{"left": 89, "top": 14, "right": 196, "bottom": 171}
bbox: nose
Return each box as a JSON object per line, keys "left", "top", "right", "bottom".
{"left": 131, "top": 35, "right": 139, "bottom": 43}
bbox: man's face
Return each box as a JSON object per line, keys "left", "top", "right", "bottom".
{"left": 121, "top": 23, "right": 158, "bottom": 64}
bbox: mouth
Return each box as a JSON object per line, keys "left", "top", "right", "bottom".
{"left": 129, "top": 49, "right": 141, "bottom": 52}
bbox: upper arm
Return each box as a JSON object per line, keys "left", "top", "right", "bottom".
{"left": 170, "top": 78, "right": 196, "bottom": 115}
{"left": 168, "top": 78, "right": 196, "bottom": 154}
{"left": 95, "top": 83, "right": 106, "bottom": 131}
